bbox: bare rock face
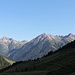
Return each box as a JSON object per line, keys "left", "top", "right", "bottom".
{"left": 0, "top": 37, "right": 27, "bottom": 56}
{"left": 8, "top": 33, "right": 75, "bottom": 61}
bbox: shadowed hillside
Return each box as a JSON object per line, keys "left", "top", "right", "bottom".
{"left": 0, "top": 40, "right": 75, "bottom": 75}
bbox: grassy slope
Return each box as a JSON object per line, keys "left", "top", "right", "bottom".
{"left": 0, "top": 71, "right": 47, "bottom": 75}
{"left": 0, "top": 56, "right": 15, "bottom": 70}
{"left": 69, "top": 72, "right": 75, "bottom": 75}
{"left": 3, "top": 57, "right": 15, "bottom": 65}
{"left": 0, "top": 41, "right": 75, "bottom": 75}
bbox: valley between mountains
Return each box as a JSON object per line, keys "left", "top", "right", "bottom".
{"left": 0, "top": 33, "right": 75, "bottom": 75}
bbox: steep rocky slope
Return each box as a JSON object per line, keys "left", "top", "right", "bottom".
{"left": 8, "top": 33, "right": 75, "bottom": 61}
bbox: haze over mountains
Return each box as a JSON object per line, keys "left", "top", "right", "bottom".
{"left": 6, "top": 33, "right": 75, "bottom": 61}
{"left": 0, "top": 37, "right": 27, "bottom": 56}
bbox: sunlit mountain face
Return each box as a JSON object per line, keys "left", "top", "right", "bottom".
{"left": 7, "top": 33, "right": 75, "bottom": 61}
{"left": 0, "top": 37, "right": 27, "bottom": 56}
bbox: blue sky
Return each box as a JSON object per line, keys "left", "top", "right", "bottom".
{"left": 0, "top": 0, "right": 75, "bottom": 40}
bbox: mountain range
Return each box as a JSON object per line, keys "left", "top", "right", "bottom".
{"left": 0, "top": 37, "right": 27, "bottom": 56}
{"left": 7, "top": 33, "right": 75, "bottom": 61}
{"left": 1, "top": 38, "right": 75, "bottom": 75}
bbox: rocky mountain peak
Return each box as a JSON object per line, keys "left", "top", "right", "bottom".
{"left": 40, "top": 33, "right": 57, "bottom": 40}
{"left": 1, "top": 37, "right": 13, "bottom": 43}
{"left": 64, "top": 33, "right": 75, "bottom": 40}
{"left": 68, "top": 33, "right": 75, "bottom": 37}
